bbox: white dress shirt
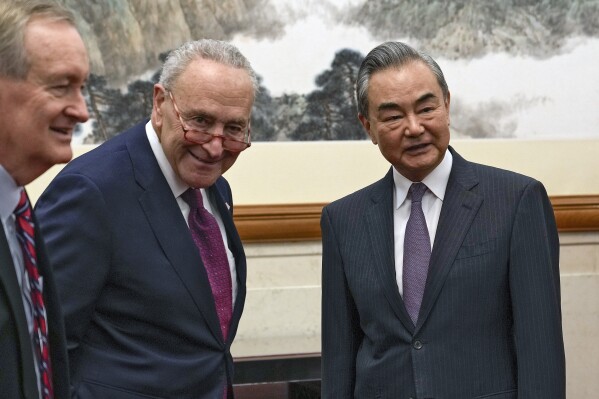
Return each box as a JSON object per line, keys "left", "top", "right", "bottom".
{"left": 145, "top": 122, "right": 237, "bottom": 306}
{"left": 393, "top": 150, "right": 453, "bottom": 296}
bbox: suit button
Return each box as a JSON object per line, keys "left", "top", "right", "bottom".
{"left": 413, "top": 340, "right": 423, "bottom": 350}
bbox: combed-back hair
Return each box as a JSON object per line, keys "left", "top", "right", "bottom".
{"left": 159, "top": 39, "right": 258, "bottom": 95}
{"left": 356, "top": 41, "right": 449, "bottom": 119}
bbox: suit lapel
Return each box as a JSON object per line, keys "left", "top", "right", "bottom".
{"left": 0, "top": 223, "right": 39, "bottom": 399}
{"left": 416, "top": 149, "right": 482, "bottom": 331}
{"left": 366, "top": 169, "right": 415, "bottom": 333}
{"left": 127, "top": 126, "right": 223, "bottom": 343}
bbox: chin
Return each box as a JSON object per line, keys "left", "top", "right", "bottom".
{"left": 186, "top": 175, "right": 219, "bottom": 189}
{"left": 57, "top": 149, "right": 74, "bottom": 164}
{"left": 46, "top": 149, "right": 73, "bottom": 166}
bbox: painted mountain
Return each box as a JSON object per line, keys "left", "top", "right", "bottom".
{"left": 61, "top": 0, "right": 599, "bottom": 142}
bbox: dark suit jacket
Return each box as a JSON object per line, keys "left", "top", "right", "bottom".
{"left": 321, "top": 147, "right": 565, "bottom": 399}
{"left": 1, "top": 193, "right": 70, "bottom": 399}
{"left": 35, "top": 122, "right": 247, "bottom": 399}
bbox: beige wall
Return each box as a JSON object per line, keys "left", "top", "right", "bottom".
{"left": 27, "top": 138, "right": 599, "bottom": 205}
{"left": 560, "top": 232, "right": 599, "bottom": 397}
{"left": 224, "top": 138, "right": 599, "bottom": 204}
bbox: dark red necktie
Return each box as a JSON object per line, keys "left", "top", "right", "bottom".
{"left": 182, "top": 189, "right": 232, "bottom": 399}
{"left": 14, "top": 190, "right": 54, "bottom": 399}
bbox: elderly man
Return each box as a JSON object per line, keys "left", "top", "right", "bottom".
{"left": 0, "top": 1, "right": 89, "bottom": 398}
{"left": 36, "top": 39, "right": 256, "bottom": 398}
{"left": 321, "top": 41, "right": 565, "bottom": 398}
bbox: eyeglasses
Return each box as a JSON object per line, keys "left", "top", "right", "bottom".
{"left": 168, "top": 91, "right": 251, "bottom": 152}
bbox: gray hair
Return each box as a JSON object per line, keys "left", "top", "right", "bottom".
{"left": 356, "top": 41, "right": 449, "bottom": 119}
{"left": 159, "top": 39, "right": 258, "bottom": 95}
{"left": 0, "top": 0, "right": 76, "bottom": 79}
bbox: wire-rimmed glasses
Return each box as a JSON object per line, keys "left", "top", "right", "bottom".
{"left": 168, "top": 91, "right": 251, "bottom": 152}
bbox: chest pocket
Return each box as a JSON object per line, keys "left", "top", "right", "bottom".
{"left": 455, "top": 238, "right": 497, "bottom": 260}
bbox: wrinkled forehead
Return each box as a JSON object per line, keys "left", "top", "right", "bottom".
{"left": 369, "top": 62, "right": 442, "bottom": 98}
{"left": 174, "top": 59, "right": 253, "bottom": 94}
{"left": 23, "top": 19, "right": 88, "bottom": 84}
{"left": 168, "top": 61, "right": 254, "bottom": 120}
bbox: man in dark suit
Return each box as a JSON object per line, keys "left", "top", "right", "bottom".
{"left": 35, "top": 39, "right": 256, "bottom": 398}
{"left": 0, "top": 1, "right": 89, "bottom": 398}
{"left": 321, "top": 41, "right": 565, "bottom": 398}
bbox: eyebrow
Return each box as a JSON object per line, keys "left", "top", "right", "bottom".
{"left": 415, "top": 92, "right": 438, "bottom": 104}
{"left": 183, "top": 109, "right": 248, "bottom": 127}
{"left": 46, "top": 66, "right": 88, "bottom": 81}
{"left": 376, "top": 92, "right": 439, "bottom": 113}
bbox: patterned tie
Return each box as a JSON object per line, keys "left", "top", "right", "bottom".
{"left": 182, "top": 189, "right": 232, "bottom": 399}
{"left": 403, "top": 183, "right": 431, "bottom": 325}
{"left": 14, "top": 190, "right": 54, "bottom": 399}
{"left": 182, "top": 189, "right": 233, "bottom": 339}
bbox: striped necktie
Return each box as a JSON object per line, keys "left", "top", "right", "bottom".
{"left": 14, "top": 189, "right": 54, "bottom": 399}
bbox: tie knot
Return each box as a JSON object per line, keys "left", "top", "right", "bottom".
{"left": 181, "top": 188, "right": 203, "bottom": 211}
{"left": 409, "top": 183, "right": 427, "bottom": 203}
{"left": 14, "top": 189, "right": 30, "bottom": 217}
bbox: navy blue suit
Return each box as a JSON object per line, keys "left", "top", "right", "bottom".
{"left": 321, "top": 147, "right": 565, "bottom": 398}
{"left": 35, "top": 122, "right": 246, "bottom": 398}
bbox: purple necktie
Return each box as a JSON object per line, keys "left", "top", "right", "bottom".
{"left": 182, "top": 189, "right": 232, "bottom": 399}
{"left": 182, "top": 189, "right": 233, "bottom": 340}
{"left": 403, "top": 183, "right": 431, "bottom": 325}
{"left": 14, "top": 190, "right": 54, "bottom": 399}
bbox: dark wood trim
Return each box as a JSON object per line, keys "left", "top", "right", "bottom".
{"left": 234, "top": 195, "right": 599, "bottom": 242}
{"left": 233, "top": 381, "right": 321, "bottom": 399}
{"left": 233, "top": 354, "right": 321, "bottom": 399}
{"left": 234, "top": 353, "right": 321, "bottom": 384}
{"left": 234, "top": 203, "right": 326, "bottom": 242}
{"left": 551, "top": 195, "right": 599, "bottom": 232}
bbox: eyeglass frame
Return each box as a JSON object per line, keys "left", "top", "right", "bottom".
{"left": 167, "top": 90, "right": 251, "bottom": 152}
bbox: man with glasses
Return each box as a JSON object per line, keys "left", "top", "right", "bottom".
{"left": 35, "top": 39, "right": 256, "bottom": 399}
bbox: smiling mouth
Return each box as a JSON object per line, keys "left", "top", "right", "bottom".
{"left": 188, "top": 149, "right": 220, "bottom": 165}
{"left": 405, "top": 143, "right": 430, "bottom": 152}
{"left": 51, "top": 127, "right": 72, "bottom": 135}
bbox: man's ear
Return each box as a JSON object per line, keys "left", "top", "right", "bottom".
{"left": 445, "top": 90, "right": 451, "bottom": 126}
{"left": 358, "top": 113, "right": 377, "bottom": 144}
{"left": 151, "top": 84, "right": 167, "bottom": 128}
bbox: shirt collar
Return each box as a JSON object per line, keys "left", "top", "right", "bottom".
{"left": 145, "top": 121, "right": 188, "bottom": 198}
{"left": 393, "top": 149, "right": 453, "bottom": 209}
{"left": 0, "top": 165, "right": 21, "bottom": 221}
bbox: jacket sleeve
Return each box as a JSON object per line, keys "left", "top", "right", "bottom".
{"left": 509, "top": 179, "right": 565, "bottom": 398}
{"left": 321, "top": 206, "right": 363, "bottom": 398}
{"left": 35, "top": 173, "right": 112, "bottom": 368}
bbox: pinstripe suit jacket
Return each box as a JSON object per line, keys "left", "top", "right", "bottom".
{"left": 321, "top": 147, "right": 565, "bottom": 399}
